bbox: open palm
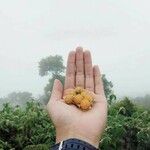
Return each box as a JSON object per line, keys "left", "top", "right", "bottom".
{"left": 47, "top": 47, "right": 107, "bottom": 148}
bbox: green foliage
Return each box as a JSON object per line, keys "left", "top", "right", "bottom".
{"left": 104, "top": 98, "right": 150, "bottom": 150}
{"left": 102, "top": 75, "right": 113, "bottom": 99}
{"left": 23, "top": 144, "right": 49, "bottom": 150}
{"left": 113, "top": 97, "right": 135, "bottom": 117}
{"left": 0, "top": 98, "right": 149, "bottom": 150}
{"left": 108, "top": 94, "right": 116, "bottom": 105}
{"left": 0, "top": 101, "right": 55, "bottom": 150}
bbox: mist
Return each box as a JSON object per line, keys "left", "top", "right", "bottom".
{"left": 0, "top": 0, "right": 150, "bottom": 98}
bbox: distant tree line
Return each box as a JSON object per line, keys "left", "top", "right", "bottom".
{"left": 0, "top": 92, "right": 33, "bottom": 109}
{"left": 133, "top": 94, "right": 150, "bottom": 109}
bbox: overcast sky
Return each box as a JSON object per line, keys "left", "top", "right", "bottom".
{"left": 0, "top": 0, "right": 150, "bottom": 98}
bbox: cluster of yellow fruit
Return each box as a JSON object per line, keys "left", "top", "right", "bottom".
{"left": 63, "top": 87, "right": 94, "bottom": 111}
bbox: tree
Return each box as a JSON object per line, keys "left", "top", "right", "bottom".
{"left": 39, "top": 55, "right": 65, "bottom": 76}
{"left": 0, "top": 92, "right": 33, "bottom": 107}
{"left": 102, "top": 75, "right": 113, "bottom": 98}
{"left": 102, "top": 75, "right": 116, "bottom": 104}
{"left": 38, "top": 55, "right": 65, "bottom": 104}
{"left": 114, "top": 97, "right": 135, "bottom": 117}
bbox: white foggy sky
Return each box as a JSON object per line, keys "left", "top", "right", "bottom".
{"left": 0, "top": 0, "right": 150, "bottom": 98}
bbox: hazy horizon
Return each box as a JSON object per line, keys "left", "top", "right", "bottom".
{"left": 0, "top": 0, "right": 150, "bottom": 98}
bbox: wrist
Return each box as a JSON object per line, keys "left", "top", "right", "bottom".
{"left": 56, "top": 126, "right": 99, "bottom": 148}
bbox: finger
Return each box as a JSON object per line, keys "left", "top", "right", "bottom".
{"left": 64, "top": 51, "right": 76, "bottom": 90}
{"left": 50, "top": 79, "right": 63, "bottom": 102}
{"left": 75, "top": 47, "right": 84, "bottom": 88}
{"left": 84, "top": 50, "right": 94, "bottom": 92}
{"left": 93, "top": 65, "right": 105, "bottom": 95}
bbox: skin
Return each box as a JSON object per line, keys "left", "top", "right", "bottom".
{"left": 47, "top": 47, "right": 107, "bottom": 148}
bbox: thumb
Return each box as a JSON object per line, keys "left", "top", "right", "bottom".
{"left": 50, "top": 79, "right": 63, "bottom": 101}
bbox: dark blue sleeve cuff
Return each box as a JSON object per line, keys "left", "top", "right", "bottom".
{"left": 51, "top": 138, "right": 99, "bottom": 150}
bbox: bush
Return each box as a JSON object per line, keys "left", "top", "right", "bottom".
{"left": 0, "top": 99, "right": 149, "bottom": 150}
{"left": 0, "top": 101, "right": 55, "bottom": 150}
{"left": 23, "top": 144, "right": 49, "bottom": 150}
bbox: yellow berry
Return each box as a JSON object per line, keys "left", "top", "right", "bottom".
{"left": 80, "top": 99, "right": 91, "bottom": 110}
{"left": 81, "top": 91, "right": 87, "bottom": 97}
{"left": 84, "top": 95, "right": 94, "bottom": 103}
{"left": 64, "top": 94, "right": 74, "bottom": 104}
{"left": 73, "top": 94, "right": 83, "bottom": 105}
{"left": 81, "top": 91, "right": 94, "bottom": 102}
{"left": 75, "top": 87, "right": 84, "bottom": 94}
{"left": 64, "top": 87, "right": 94, "bottom": 111}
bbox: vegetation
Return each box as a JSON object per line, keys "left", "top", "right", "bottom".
{"left": 0, "top": 98, "right": 149, "bottom": 150}
{"left": 0, "top": 101, "right": 54, "bottom": 150}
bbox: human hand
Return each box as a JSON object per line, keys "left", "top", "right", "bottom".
{"left": 47, "top": 47, "right": 107, "bottom": 148}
